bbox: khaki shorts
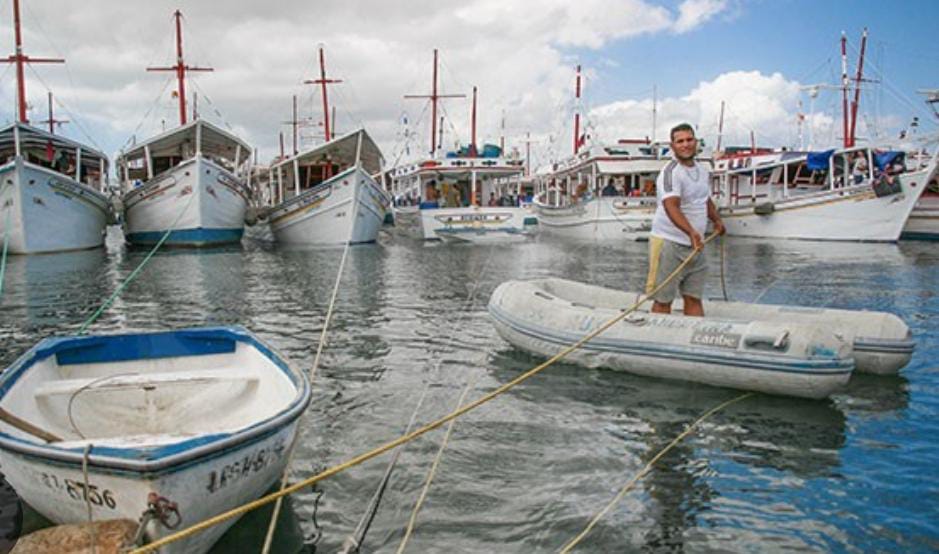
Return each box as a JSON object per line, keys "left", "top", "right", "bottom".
{"left": 645, "top": 236, "right": 707, "bottom": 303}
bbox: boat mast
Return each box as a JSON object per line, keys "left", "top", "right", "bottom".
{"left": 716, "top": 100, "right": 725, "bottom": 152}
{"left": 651, "top": 84, "right": 657, "bottom": 144}
{"left": 573, "top": 65, "right": 582, "bottom": 154}
{"left": 147, "top": 10, "right": 213, "bottom": 127}
{"left": 848, "top": 28, "right": 868, "bottom": 147}
{"left": 304, "top": 47, "right": 342, "bottom": 142}
{"left": 40, "top": 92, "right": 67, "bottom": 134}
{"left": 405, "top": 49, "right": 464, "bottom": 157}
{"left": 3, "top": 0, "right": 64, "bottom": 124}
{"left": 471, "top": 86, "right": 478, "bottom": 156}
{"left": 840, "top": 32, "right": 850, "bottom": 148}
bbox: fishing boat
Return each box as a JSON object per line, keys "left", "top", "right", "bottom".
{"left": 266, "top": 129, "right": 390, "bottom": 245}
{"left": 116, "top": 10, "right": 254, "bottom": 247}
{"left": 0, "top": 326, "right": 311, "bottom": 554}
{"left": 532, "top": 140, "right": 668, "bottom": 240}
{"left": 713, "top": 145, "right": 937, "bottom": 241}
{"left": 487, "top": 278, "right": 918, "bottom": 398}
{"left": 0, "top": 0, "right": 111, "bottom": 255}
{"left": 391, "top": 50, "right": 529, "bottom": 241}
{"left": 533, "top": 67, "right": 668, "bottom": 241}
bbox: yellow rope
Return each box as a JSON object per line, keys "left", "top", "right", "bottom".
{"left": 129, "top": 233, "right": 719, "bottom": 554}
{"left": 558, "top": 392, "right": 753, "bottom": 553}
{"left": 396, "top": 379, "right": 476, "bottom": 554}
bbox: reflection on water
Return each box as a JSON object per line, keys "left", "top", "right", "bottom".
{"left": 1, "top": 232, "right": 938, "bottom": 552}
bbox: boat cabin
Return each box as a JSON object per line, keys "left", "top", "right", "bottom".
{"left": 117, "top": 119, "right": 252, "bottom": 192}
{"left": 268, "top": 129, "right": 384, "bottom": 207}
{"left": 391, "top": 153, "right": 525, "bottom": 209}
{"left": 0, "top": 123, "right": 108, "bottom": 191}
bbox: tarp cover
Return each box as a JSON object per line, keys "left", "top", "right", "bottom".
{"left": 874, "top": 151, "right": 904, "bottom": 171}
{"left": 806, "top": 149, "right": 835, "bottom": 171}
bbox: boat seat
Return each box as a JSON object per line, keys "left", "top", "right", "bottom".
{"left": 34, "top": 369, "right": 259, "bottom": 400}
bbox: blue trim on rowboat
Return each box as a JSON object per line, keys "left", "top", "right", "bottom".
{"left": 489, "top": 304, "right": 854, "bottom": 376}
{"left": 55, "top": 331, "right": 237, "bottom": 365}
{"left": 125, "top": 227, "right": 244, "bottom": 246}
{"left": 0, "top": 327, "right": 311, "bottom": 476}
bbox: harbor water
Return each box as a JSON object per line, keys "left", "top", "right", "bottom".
{"left": 1, "top": 228, "right": 938, "bottom": 552}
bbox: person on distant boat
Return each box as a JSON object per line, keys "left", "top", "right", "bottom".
{"left": 645, "top": 123, "right": 725, "bottom": 317}
{"left": 851, "top": 152, "right": 868, "bottom": 184}
{"left": 601, "top": 181, "right": 618, "bottom": 196}
{"left": 488, "top": 192, "right": 498, "bottom": 206}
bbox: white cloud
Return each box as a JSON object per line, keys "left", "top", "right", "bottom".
{"left": 0, "top": 0, "right": 733, "bottom": 165}
{"left": 673, "top": 0, "right": 729, "bottom": 33}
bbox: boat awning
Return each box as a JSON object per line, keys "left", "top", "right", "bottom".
{"left": 594, "top": 159, "right": 669, "bottom": 175}
{"left": 806, "top": 149, "right": 835, "bottom": 171}
{"left": 119, "top": 119, "right": 251, "bottom": 164}
{"left": 271, "top": 128, "right": 383, "bottom": 175}
{"left": 0, "top": 123, "right": 108, "bottom": 167}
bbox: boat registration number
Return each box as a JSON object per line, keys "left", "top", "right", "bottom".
{"left": 206, "top": 436, "right": 287, "bottom": 494}
{"left": 40, "top": 472, "right": 117, "bottom": 509}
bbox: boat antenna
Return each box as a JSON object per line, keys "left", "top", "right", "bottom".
{"left": 651, "top": 84, "right": 657, "bottom": 144}
{"left": 281, "top": 95, "right": 299, "bottom": 154}
{"left": 470, "top": 86, "right": 478, "bottom": 156}
{"left": 716, "top": 100, "right": 725, "bottom": 152}
{"left": 147, "top": 10, "right": 213, "bottom": 126}
{"left": 304, "top": 46, "right": 342, "bottom": 142}
{"left": 2, "top": 0, "right": 64, "bottom": 124}
{"left": 405, "top": 49, "right": 465, "bottom": 156}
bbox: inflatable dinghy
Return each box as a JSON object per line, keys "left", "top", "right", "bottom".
{"left": 489, "top": 279, "right": 866, "bottom": 399}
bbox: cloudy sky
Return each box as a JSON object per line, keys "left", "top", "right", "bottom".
{"left": 0, "top": 0, "right": 936, "bottom": 169}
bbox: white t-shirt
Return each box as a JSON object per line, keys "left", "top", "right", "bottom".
{"left": 651, "top": 160, "right": 711, "bottom": 246}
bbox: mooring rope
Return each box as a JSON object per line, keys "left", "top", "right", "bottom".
{"left": 260, "top": 179, "right": 361, "bottom": 554}
{"left": 719, "top": 235, "right": 729, "bottom": 301}
{"left": 0, "top": 209, "right": 10, "bottom": 298}
{"left": 342, "top": 243, "right": 499, "bottom": 553}
{"left": 396, "top": 378, "right": 475, "bottom": 554}
{"left": 82, "top": 443, "right": 98, "bottom": 554}
{"left": 76, "top": 187, "right": 197, "bottom": 335}
{"left": 558, "top": 392, "right": 753, "bottom": 553}
{"left": 129, "top": 232, "right": 720, "bottom": 554}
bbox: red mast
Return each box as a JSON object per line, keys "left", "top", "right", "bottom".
{"left": 147, "top": 10, "right": 213, "bottom": 127}
{"left": 840, "top": 32, "right": 850, "bottom": 148}
{"left": 471, "top": 86, "right": 478, "bottom": 157}
{"left": 39, "top": 91, "right": 67, "bottom": 134}
{"left": 405, "top": 49, "right": 465, "bottom": 156}
{"left": 304, "top": 47, "right": 342, "bottom": 142}
{"left": 848, "top": 28, "right": 868, "bottom": 148}
{"left": 2, "top": 0, "right": 64, "bottom": 124}
{"left": 573, "top": 65, "right": 582, "bottom": 154}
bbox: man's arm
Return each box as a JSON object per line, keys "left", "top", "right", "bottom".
{"left": 707, "top": 198, "right": 725, "bottom": 236}
{"left": 662, "top": 197, "right": 703, "bottom": 250}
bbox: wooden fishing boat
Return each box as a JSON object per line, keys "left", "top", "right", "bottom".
{"left": 0, "top": 326, "right": 311, "bottom": 554}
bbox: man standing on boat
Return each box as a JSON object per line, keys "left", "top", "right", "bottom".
{"left": 645, "top": 123, "right": 725, "bottom": 317}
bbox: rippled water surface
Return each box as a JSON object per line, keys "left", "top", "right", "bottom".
{"left": 1, "top": 227, "right": 938, "bottom": 553}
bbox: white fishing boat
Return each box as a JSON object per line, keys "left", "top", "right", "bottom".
{"left": 714, "top": 145, "right": 937, "bottom": 242}
{"left": 267, "top": 129, "right": 390, "bottom": 246}
{"left": 533, "top": 141, "right": 668, "bottom": 240}
{"left": 489, "top": 278, "right": 913, "bottom": 397}
{"left": 391, "top": 50, "right": 530, "bottom": 241}
{"left": 116, "top": 11, "right": 254, "bottom": 247}
{"left": 0, "top": 1, "right": 110, "bottom": 255}
{"left": 0, "top": 326, "right": 311, "bottom": 554}
{"left": 899, "top": 145, "right": 939, "bottom": 239}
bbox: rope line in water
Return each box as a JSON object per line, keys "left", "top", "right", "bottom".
{"left": 261, "top": 180, "right": 361, "bottom": 554}
{"left": 76, "top": 188, "right": 197, "bottom": 335}
{"left": 558, "top": 392, "right": 754, "bottom": 553}
{"left": 129, "top": 232, "right": 721, "bottom": 554}
{"left": 0, "top": 209, "right": 11, "bottom": 298}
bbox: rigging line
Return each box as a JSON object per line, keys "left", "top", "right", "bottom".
{"left": 260, "top": 183, "right": 361, "bottom": 554}
{"left": 76, "top": 188, "right": 198, "bottom": 335}
{"left": 122, "top": 74, "right": 174, "bottom": 151}
{"left": 24, "top": 65, "right": 102, "bottom": 151}
{"left": 559, "top": 392, "right": 754, "bottom": 553}
{"left": 844, "top": 41, "right": 937, "bottom": 128}
{"left": 129, "top": 233, "right": 723, "bottom": 554}
{"left": 189, "top": 80, "right": 234, "bottom": 131}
